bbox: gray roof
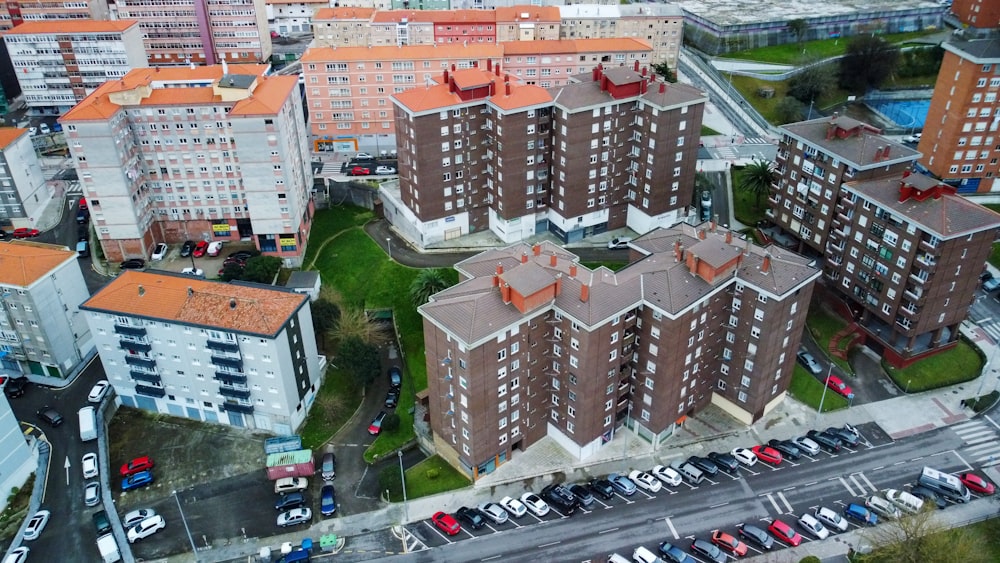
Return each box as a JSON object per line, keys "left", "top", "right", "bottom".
{"left": 286, "top": 270, "right": 320, "bottom": 289}
{"left": 846, "top": 174, "right": 1000, "bottom": 240}
{"left": 673, "top": 0, "right": 942, "bottom": 26}
{"left": 944, "top": 38, "right": 1000, "bottom": 63}
{"left": 551, "top": 69, "right": 706, "bottom": 112}
{"left": 781, "top": 116, "right": 920, "bottom": 170}
{"left": 219, "top": 74, "right": 256, "bottom": 90}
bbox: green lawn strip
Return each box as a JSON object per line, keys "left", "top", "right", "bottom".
{"left": 303, "top": 206, "right": 375, "bottom": 266}
{"left": 580, "top": 261, "right": 627, "bottom": 272}
{"left": 805, "top": 305, "right": 853, "bottom": 374}
{"left": 882, "top": 338, "right": 983, "bottom": 393}
{"left": 701, "top": 125, "right": 722, "bottom": 136}
{"left": 729, "top": 169, "right": 769, "bottom": 227}
{"left": 985, "top": 206, "right": 1000, "bottom": 269}
{"left": 720, "top": 31, "right": 942, "bottom": 65}
{"left": 299, "top": 366, "right": 363, "bottom": 450}
{"left": 787, "top": 366, "right": 849, "bottom": 412}
{"left": 405, "top": 455, "right": 471, "bottom": 501}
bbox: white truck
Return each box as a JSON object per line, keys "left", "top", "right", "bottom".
{"left": 97, "top": 533, "right": 121, "bottom": 563}
{"left": 78, "top": 406, "right": 97, "bottom": 442}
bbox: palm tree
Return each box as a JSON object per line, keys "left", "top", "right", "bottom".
{"left": 736, "top": 159, "right": 776, "bottom": 211}
{"left": 409, "top": 268, "right": 450, "bottom": 307}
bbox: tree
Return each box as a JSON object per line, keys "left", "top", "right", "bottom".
{"left": 381, "top": 412, "right": 401, "bottom": 433}
{"left": 862, "top": 506, "right": 988, "bottom": 563}
{"left": 328, "top": 308, "right": 390, "bottom": 348}
{"left": 240, "top": 256, "right": 282, "bottom": 284}
{"left": 310, "top": 298, "right": 341, "bottom": 351}
{"left": 219, "top": 262, "right": 245, "bottom": 282}
{"left": 788, "top": 19, "right": 808, "bottom": 45}
{"left": 839, "top": 35, "right": 900, "bottom": 93}
{"left": 736, "top": 159, "right": 776, "bottom": 211}
{"left": 787, "top": 65, "right": 836, "bottom": 105}
{"left": 775, "top": 96, "right": 806, "bottom": 124}
{"left": 650, "top": 61, "right": 677, "bottom": 83}
{"left": 409, "top": 268, "right": 451, "bottom": 307}
{"left": 337, "top": 336, "right": 380, "bottom": 387}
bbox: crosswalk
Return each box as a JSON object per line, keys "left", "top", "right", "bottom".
{"left": 320, "top": 162, "right": 343, "bottom": 175}
{"left": 953, "top": 419, "right": 1000, "bottom": 467}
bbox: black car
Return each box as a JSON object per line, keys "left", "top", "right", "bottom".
{"left": 76, "top": 209, "right": 89, "bottom": 224}
{"left": 807, "top": 430, "right": 842, "bottom": 453}
{"left": 388, "top": 366, "right": 402, "bottom": 388}
{"left": 686, "top": 456, "right": 720, "bottom": 477}
{"left": 736, "top": 523, "right": 774, "bottom": 550}
{"left": 910, "top": 485, "right": 948, "bottom": 510}
{"left": 587, "top": 478, "right": 615, "bottom": 500}
{"left": 5, "top": 376, "right": 28, "bottom": 399}
{"left": 36, "top": 406, "right": 63, "bottom": 427}
{"left": 119, "top": 258, "right": 146, "bottom": 270}
{"left": 77, "top": 227, "right": 89, "bottom": 242}
{"left": 179, "top": 240, "right": 196, "bottom": 257}
{"left": 767, "top": 439, "right": 802, "bottom": 460}
{"left": 540, "top": 483, "right": 579, "bottom": 514}
{"left": 706, "top": 452, "right": 739, "bottom": 473}
{"left": 384, "top": 388, "right": 399, "bottom": 409}
{"left": 227, "top": 250, "right": 258, "bottom": 262}
{"left": 274, "top": 492, "right": 306, "bottom": 511}
{"left": 568, "top": 484, "right": 595, "bottom": 507}
{"left": 455, "top": 506, "right": 486, "bottom": 529}
{"left": 825, "top": 427, "right": 860, "bottom": 447}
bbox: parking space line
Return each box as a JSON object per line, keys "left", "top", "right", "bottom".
{"left": 741, "top": 467, "right": 761, "bottom": 476}
{"left": 665, "top": 516, "right": 679, "bottom": 539}
{"left": 537, "top": 541, "right": 561, "bottom": 549}
{"left": 704, "top": 477, "right": 720, "bottom": 485}
{"left": 839, "top": 477, "right": 858, "bottom": 496}
{"left": 615, "top": 492, "right": 636, "bottom": 504}
{"left": 598, "top": 527, "right": 619, "bottom": 535}
{"left": 776, "top": 492, "right": 793, "bottom": 513}
{"left": 424, "top": 521, "right": 454, "bottom": 542}
{"left": 709, "top": 501, "right": 730, "bottom": 508}
{"left": 803, "top": 481, "right": 818, "bottom": 487}
{"left": 745, "top": 545, "right": 763, "bottom": 555}
{"left": 764, "top": 493, "right": 782, "bottom": 514}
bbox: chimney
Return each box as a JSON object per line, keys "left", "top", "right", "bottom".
{"left": 641, "top": 66, "right": 648, "bottom": 76}
{"left": 451, "top": 63, "right": 456, "bottom": 71}
{"left": 874, "top": 146, "right": 884, "bottom": 161}
{"left": 496, "top": 263, "right": 504, "bottom": 276}
{"left": 138, "top": 285, "right": 145, "bottom": 297}
{"left": 493, "top": 274, "right": 500, "bottom": 287}
{"left": 698, "top": 229, "right": 706, "bottom": 240}
{"left": 554, "top": 273, "right": 563, "bottom": 296}
{"left": 229, "top": 298, "right": 237, "bottom": 309}
{"left": 687, "top": 252, "right": 698, "bottom": 275}
{"left": 501, "top": 282, "right": 511, "bottom": 304}
{"left": 674, "top": 239, "right": 682, "bottom": 262}
{"left": 761, "top": 254, "right": 771, "bottom": 274}
{"left": 601, "top": 74, "right": 609, "bottom": 91}
{"left": 831, "top": 111, "right": 839, "bottom": 122}
{"left": 521, "top": 252, "right": 528, "bottom": 264}
{"left": 580, "top": 284, "right": 590, "bottom": 303}
{"left": 472, "top": 60, "right": 478, "bottom": 68}
{"left": 505, "top": 82, "right": 511, "bottom": 96}
{"left": 449, "top": 77, "right": 456, "bottom": 93}
{"left": 550, "top": 253, "right": 557, "bottom": 267}
{"left": 633, "top": 60, "right": 640, "bottom": 72}
{"left": 710, "top": 219, "right": 716, "bottom": 232}
{"left": 592, "top": 66, "right": 600, "bottom": 81}
{"left": 495, "top": 63, "right": 501, "bottom": 76}
{"left": 569, "top": 263, "right": 577, "bottom": 278}
{"left": 882, "top": 145, "right": 891, "bottom": 160}
{"left": 489, "top": 81, "right": 495, "bottom": 96}
{"left": 532, "top": 243, "right": 541, "bottom": 256}
{"left": 726, "top": 231, "right": 733, "bottom": 244}
{"left": 659, "top": 82, "right": 666, "bottom": 94}
{"left": 443, "top": 69, "right": 449, "bottom": 84}
{"left": 744, "top": 239, "right": 752, "bottom": 256}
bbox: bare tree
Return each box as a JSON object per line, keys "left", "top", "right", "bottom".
{"left": 861, "top": 508, "right": 988, "bottom": 563}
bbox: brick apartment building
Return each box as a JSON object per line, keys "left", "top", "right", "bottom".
{"left": 383, "top": 61, "right": 707, "bottom": 248}
{"left": 0, "top": 0, "right": 109, "bottom": 31}
{"left": 81, "top": 270, "right": 324, "bottom": 432}
{"left": 772, "top": 116, "right": 1000, "bottom": 365}
{"left": 419, "top": 231, "right": 820, "bottom": 479}
{"left": 59, "top": 64, "right": 314, "bottom": 266}
{"left": 3, "top": 20, "right": 147, "bottom": 115}
{"left": 950, "top": 0, "right": 1000, "bottom": 29}
{"left": 301, "top": 38, "right": 654, "bottom": 149}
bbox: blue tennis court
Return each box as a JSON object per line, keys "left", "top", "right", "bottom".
{"left": 866, "top": 99, "right": 931, "bottom": 129}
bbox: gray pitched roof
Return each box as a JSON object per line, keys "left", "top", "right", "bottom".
{"left": 781, "top": 116, "right": 920, "bottom": 170}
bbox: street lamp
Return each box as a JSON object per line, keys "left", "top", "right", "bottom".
{"left": 398, "top": 450, "right": 408, "bottom": 528}
{"left": 815, "top": 363, "right": 833, "bottom": 423}
{"left": 173, "top": 490, "right": 199, "bottom": 562}
{"left": 386, "top": 237, "right": 392, "bottom": 260}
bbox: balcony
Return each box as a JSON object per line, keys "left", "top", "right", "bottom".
{"left": 919, "top": 238, "right": 937, "bottom": 253}
{"left": 135, "top": 384, "right": 166, "bottom": 398}
{"left": 214, "top": 370, "right": 247, "bottom": 385}
{"left": 218, "top": 385, "right": 252, "bottom": 400}
{"left": 210, "top": 354, "right": 242, "bottom": 370}
{"left": 206, "top": 339, "right": 239, "bottom": 353}
{"left": 124, "top": 355, "right": 156, "bottom": 370}
{"left": 129, "top": 369, "right": 161, "bottom": 384}
{"left": 118, "top": 340, "right": 152, "bottom": 353}
{"left": 114, "top": 323, "right": 146, "bottom": 337}
{"left": 222, "top": 401, "right": 254, "bottom": 415}
{"left": 909, "top": 271, "right": 929, "bottom": 285}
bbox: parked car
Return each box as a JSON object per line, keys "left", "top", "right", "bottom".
{"left": 11, "top": 228, "right": 39, "bottom": 238}
{"left": 207, "top": 241, "right": 223, "bottom": 256}
{"left": 843, "top": 503, "right": 878, "bottom": 526}
{"left": 384, "top": 388, "right": 399, "bottom": 409}
{"left": 651, "top": 464, "right": 683, "bottom": 486}
{"left": 455, "top": 506, "right": 485, "bottom": 529}
{"left": 348, "top": 166, "right": 371, "bottom": 176}
{"left": 814, "top": 506, "right": 849, "bottom": 532}
{"left": 607, "top": 237, "right": 633, "bottom": 250}
{"left": 82, "top": 453, "right": 99, "bottom": 479}
{"left": 825, "top": 427, "right": 859, "bottom": 447}
{"left": 192, "top": 240, "right": 209, "bottom": 257}
{"left": 710, "top": 530, "right": 748, "bottom": 557}
{"left": 607, "top": 473, "right": 637, "bottom": 496}
{"left": 181, "top": 267, "right": 204, "bottom": 277}
{"left": 685, "top": 456, "right": 720, "bottom": 477}
{"left": 39, "top": 123, "right": 50, "bottom": 135}
{"left": 767, "top": 439, "right": 802, "bottom": 460}
{"left": 120, "top": 456, "right": 154, "bottom": 476}
{"left": 806, "top": 430, "right": 842, "bottom": 453}
{"left": 180, "top": 240, "right": 196, "bottom": 257}
{"left": 36, "top": 406, "right": 63, "bottom": 427}
{"left": 3, "top": 548, "right": 28, "bottom": 563}
{"left": 320, "top": 452, "right": 336, "bottom": 481}
{"left": 959, "top": 472, "right": 995, "bottom": 495}
{"left": 477, "top": 502, "right": 508, "bottom": 524}
{"left": 520, "top": 492, "right": 550, "bottom": 517}
{"left": 690, "top": 539, "right": 726, "bottom": 563}
{"left": 751, "top": 445, "right": 783, "bottom": 465}
{"left": 798, "top": 513, "right": 829, "bottom": 539}
{"left": 731, "top": 447, "right": 758, "bottom": 466}
{"left": 76, "top": 209, "right": 89, "bottom": 224}
{"left": 885, "top": 488, "right": 924, "bottom": 514}
{"left": 903, "top": 132, "right": 922, "bottom": 144}
{"left": 498, "top": 496, "right": 527, "bottom": 518}
{"left": 88, "top": 381, "right": 110, "bottom": 403}
{"left": 540, "top": 483, "right": 579, "bottom": 514}
{"left": 127, "top": 515, "right": 166, "bottom": 543}
{"left": 388, "top": 367, "right": 402, "bottom": 388}
{"left": 368, "top": 411, "right": 387, "bottom": 435}
{"left": 121, "top": 470, "right": 154, "bottom": 491}
{"left": 796, "top": 348, "right": 823, "bottom": 375}
{"left": 699, "top": 190, "right": 713, "bottom": 222}
{"left": 628, "top": 470, "right": 663, "bottom": 492}
{"left": 277, "top": 508, "right": 312, "bottom": 527}
{"left": 375, "top": 165, "right": 397, "bottom": 175}
{"left": 273, "top": 477, "right": 308, "bottom": 494}
{"left": 792, "top": 436, "right": 821, "bottom": 456}
{"left": 658, "top": 542, "right": 696, "bottom": 563}
{"left": 768, "top": 519, "right": 803, "bottom": 546}
{"left": 707, "top": 452, "right": 740, "bottom": 473}
{"left": 320, "top": 484, "right": 337, "bottom": 516}
{"left": 119, "top": 258, "right": 146, "bottom": 270}
{"left": 909, "top": 486, "right": 947, "bottom": 509}
{"left": 825, "top": 375, "right": 854, "bottom": 399}
{"left": 23, "top": 510, "right": 50, "bottom": 540}
{"left": 5, "top": 376, "right": 28, "bottom": 398}
{"left": 866, "top": 495, "right": 901, "bottom": 520}
{"left": 84, "top": 481, "right": 101, "bottom": 506}
{"left": 354, "top": 152, "right": 374, "bottom": 160}
{"left": 122, "top": 508, "right": 156, "bottom": 528}
{"left": 736, "top": 523, "right": 773, "bottom": 550}
{"left": 587, "top": 478, "right": 615, "bottom": 500}
{"left": 568, "top": 484, "right": 595, "bottom": 507}
{"left": 274, "top": 492, "right": 306, "bottom": 511}
{"left": 151, "top": 243, "right": 168, "bottom": 260}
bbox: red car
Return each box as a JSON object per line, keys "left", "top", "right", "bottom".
{"left": 11, "top": 228, "right": 39, "bottom": 238}
{"left": 79, "top": 197, "right": 88, "bottom": 210}
{"left": 120, "top": 455, "right": 154, "bottom": 476}
{"left": 768, "top": 519, "right": 802, "bottom": 546}
{"left": 751, "top": 445, "right": 783, "bottom": 465}
{"left": 710, "top": 530, "right": 748, "bottom": 557}
{"left": 192, "top": 240, "right": 209, "bottom": 257}
{"left": 348, "top": 166, "right": 371, "bottom": 176}
{"left": 826, "top": 375, "right": 854, "bottom": 399}
{"left": 431, "top": 511, "right": 461, "bottom": 535}
{"left": 959, "top": 472, "right": 995, "bottom": 495}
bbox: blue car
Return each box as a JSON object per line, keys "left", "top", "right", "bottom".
{"left": 320, "top": 484, "right": 337, "bottom": 516}
{"left": 121, "top": 470, "right": 154, "bottom": 491}
{"left": 844, "top": 503, "right": 877, "bottom": 526}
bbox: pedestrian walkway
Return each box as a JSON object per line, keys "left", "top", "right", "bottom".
{"left": 953, "top": 418, "right": 1000, "bottom": 468}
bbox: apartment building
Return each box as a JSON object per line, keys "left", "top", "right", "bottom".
{"left": 0, "top": 0, "right": 109, "bottom": 31}
{"left": 772, "top": 116, "right": 1000, "bottom": 365}
{"left": 420, "top": 231, "right": 820, "bottom": 478}
{"left": 0, "top": 240, "right": 95, "bottom": 383}
{"left": 0, "top": 398, "right": 34, "bottom": 513}
{"left": 950, "top": 0, "right": 1000, "bottom": 29}
{"left": 3, "top": 20, "right": 147, "bottom": 115}
{"left": 311, "top": 7, "right": 376, "bottom": 46}
{"left": 557, "top": 4, "right": 683, "bottom": 67}
{"left": 108, "top": 0, "right": 272, "bottom": 65}
{"left": 917, "top": 38, "right": 1000, "bottom": 192}
{"left": 0, "top": 127, "right": 47, "bottom": 228}
{"left": 266, "top": 0, "right": 324, "bottom": 36}
{"left": 302, "top": 39, "right": 652, "bottom": 148}
{"left": 772, "top": 115, "right": 920, "bottom": 255}
{"left": 81, "top": 270, "right": 324, "bottom": 432}
{"left": 384, "top": 61, "right": 706, "bottom": 248}
{"left": 59, "top": 64, "right": 314, "bottom": 266}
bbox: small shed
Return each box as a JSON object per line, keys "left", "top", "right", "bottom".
{"left": 286, "top": 270, "right": 321, "bottom": 302}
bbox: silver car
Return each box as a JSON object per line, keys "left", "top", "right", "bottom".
{"left": 792, "top": 436, "right": 821, "bottom": 456}
{"left": 477, "top": 502, "right": 509, "bottom": 524}
{"left": 84, "top": 482, "right": 101, "bottom": 507}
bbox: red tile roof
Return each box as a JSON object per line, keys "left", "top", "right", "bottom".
{"left": 301, "top": 44, "right": 502, "bottom": 62}
{"left": 0, "top": 241, "right": 75, "bottom": 287}
{"left": 3, "top": 19, "right": 139, "bottom": 34}
{"left": 0, "top": 127, "right": 27, "bottom": 149}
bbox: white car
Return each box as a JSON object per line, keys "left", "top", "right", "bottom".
{"left": 520, "top": 492, "right": 550, "bottom": 517}
{"left": 273, "top": 477, "right": 308, "bottom": 494}
{"left": 375, "top": 165, "right": 397, "bottom": 175}
{"left": 122, "top": 508, "right": 157, "bottom": 528}
{"left": 792, "top": 436, "right": 821, "bottom": 456}
{"left": 903, "top": 132, "right": 922, "bottom": 144}
{"left": 651, "top": 464, "right": 682, "bottom": 487}
{"left": 151, "top": 243, "right": 168, "bottom": 260}
{"left": 798, "top": 513, "right": 830, "bottom": 540}
{"left": 2, "top": 547, "right": 28, "bottom": 563}
{"left": 885, "top": 488, "right": 923, "bottom": 514}
{"left": 477, "top": 502, "right": 508, "bottom": 524}
{"left": 28, "top": 127, "right": 37, "bottom": 137}
{"left": 628, "top": 470, "right": 662, "bottom": 493}
{"left": 865, "top": 495, "right": 901, "bottom": 520}
{"left": 38, "top": 123, "right": 50, "bottom": 135}
{"left": 84, "top": 481, "right": 101, "bottom": 507}
{"left": 607, "top": 237, "right": 632, "bottom": 250}
{"left": 181, "top": 267, "right": 204, "bottom": 277}
{"left": 207, "top": 241, "right": 224, "bottom": 256}
{"left": 276, "top": 507, "right": 311, "bottom": 527}
{"left": 354, "top": 152, "right": 374, "bottom": 160}
{"left": 22, "top": 510, "right": 50, "bottom": 540}
{"left": 82, "top": 453, "right": 99, "bottom": 479}
{"left": 814, "top": 506, "right": 848, "bottom": 532}
{"left": 731, "top": 447, "right": 758, "bottom": 467}
{"left": 127, "top": 514, "right": 166, "bottom": 543}
{"left": 499, "top": 495, "right": 527, "bottom": 518}
{"left": 88, "top": 380, "right": 110, "bottom": 403}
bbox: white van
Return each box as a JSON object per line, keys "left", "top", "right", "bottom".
{"left": 632, "top": 546, "right": 664, "bottom": 563}
{"left": 670, "top": 460, "right": 705, "bottom": 485}
{"left": 607, "top": 554, "right": 630, "bottom": 563}
{"left": 885, "top": 488, "right": 923, "bottom": 514}
{"left": 78, "top": 406, "right": 97, "bottom": 442}
{"left": 918, "top": 467, "right": 970, "bottom": 503}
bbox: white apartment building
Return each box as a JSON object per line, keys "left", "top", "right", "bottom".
{"left": 59, "top": 64, "right": 314, "bottom": 266}
{"left": 3, "top": 19, "right": 147, "bottom": 115}
{"left": 266, "top": 0, "right": 325, "bottom": 35}
{"left": 0, "top": 128, "right": 48, "bottom": 228}
{"left": 0, "top": 241, "right": 95, "bottom": 383}
{"left": 81, "top": 270, "right": 325, "bottom": 432}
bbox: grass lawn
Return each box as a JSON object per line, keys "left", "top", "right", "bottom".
{"left": 730, "top": 168, "right": 770, "bottom": 227}
{"left": 805, "top": 305, "right": 853, "bottom": 374}
{"left": 985, "top": 205, "right": 1000, "bottom": 269}
{"left": 787, "top": 366, "right": 849, "bottom": 412}
{"left": 298, "top": 366, "right": 362, "bottom": 450}
{"left": 721, "top": 31, "right": 942, "bottom": 65}
{"left": 581, "top": 261, "right": 627, "bottom": 272}
{"left": 855, "top": 517, "right": 1000, "bottom": 563}
{"left": 701, "top": 125, "right": 722, "bottom": 137}
{"left": 883, "top": 338, "right": 983, "bottom": 393}
{"left": 381, "top": 455, "right": 471, "bottom": 502}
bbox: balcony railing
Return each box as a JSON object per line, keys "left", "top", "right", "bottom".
{"left": 114, "top": 324, "right": 146, "bottom": 337}
{"left": 129, "top": 369, "right": 161, "bottom": 384}
{"left": 119, "top": 340, "right": 152, "bottom": 353}
{"left": 124, "top": 355, "right": 156, "bottom": 370}
{"left": 222, "top": 401, "right": 254, "bottom": 414}
{"left": 135, "top": 384, "right": 166, "bottom": 398}
{"left": 218, "top": 385, "right": 252, "bottom": 400}
{"left": 210, "top": 354, "right": 242, "bottom": 370}
{"left": 214, "top": 370, "right": 247, "bottom": 385}
{"left": 206, "top": 339, "right": 239, "bottom": 353}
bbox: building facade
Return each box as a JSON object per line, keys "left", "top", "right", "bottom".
{"left": 420, "top": 232, "right": 820, "bottom": 479}
{"left": 0, "top": 398, "right": 35, "bottom": 513}
{"left": 384, "top": 62, "right": 706, "bottom": 248}
{"left": 917, "top": 38, "right": 1000, "bottom": 192}
{"left": 266, "top": 0, "right": 324, "bottom": 36}
{"left": 0, "top": 240, "right": 95, "bottom": 382}
{"left": 950, "top": 0, "right": 1000, "bottom": 29}
{"left": 557, "top": 4, "right": 683, "bottom": 68}
{"left": 81, "top": 270, "right": 324, "bottom": 433}
{"left": 0, "top": 0, "right": 109, "bottom": 31}
{"left": 59, "top": 65, "right": 314, "bottom": 266}
{"left": 3, "top": 20, "right": 147, "bottom": 115}
{"left": 772, "top": 116, "right": 1000, "bottom": 365}
{"left": 0, "top": 128, "right": 48, "bottom": 228}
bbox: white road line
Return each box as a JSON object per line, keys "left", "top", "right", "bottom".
{"left": 856, "top": 472, "right": 878, "bottom": 493}
{"left": 910, "top": 456, "right": 925, "bottom": 462}
{"left": 965, "top": 443, "right": 1000, "bottom": 455}
{"left": 839, "top": 477, "right": 858, "bottom": 496}
{"left": 954, "top": 449, "right": 974, "bottom": 471}
{"left": 710, "top": 502, "right": 730, "bottom": 508}
{"left": 803, "top": 481, "right": 818, "bottom": 487}
{"left": 952, "top": 420, "right": 982, "bottom": 431}
{"left": 777, "top": 492, "right": 793, "bottom": 513}
{"left": 537, "top": 541, "right": 560, "bottom": 549}
{"left": 598, "top": 527, "right": 619, "bottom": 534}
{"left": 849, "top": 475, "right": 866, "bottom": 494}
{"left": 665, "top": 517, "right": 679, "bottom": 539}
{"left": 765, "top": 493, "right": 782, "bottom": 514}
{"left": 481, "top": 556, "right": 502, "bottom": 562}
{"left": 984, "top": 414, "right": 1000, "bottom": 432}
{"left": 782, "top": 486, "right": 796, "bottom": 492}
{"left": 893, "top": 460, "right": 906, "bottom": 466}
{"left": 872, "top": 466, "right": 884, "bottom": 471}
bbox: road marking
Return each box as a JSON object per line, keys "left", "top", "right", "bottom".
{"left": 910, "top": 456, "right": 925, "bottom": 462}
{"left": 665, "top": 517, "right": 679, "bottom": 539}
{"left": 839, "top": 477, "right": 858, "bottom": 496}
{"left": 481, "top": 556, "right": 502, "bottom": 562}
{"left": 893, "top": 461, "right": 906, "bottom": 466}
{"left": 777, "top": 492, "right": 793, "bottom": 513}
{"left": 537, "top": 541, "right": 560, "bottom": 549}
{"left": 856, "top": 472, "right": 878, "bottom": 493}
{"left": 782, "top": 486, "right": 796, "bottom": 492}
{"left": 984, "top": 414, "right": 1000, "bottom": 432}
{"left": 803, "top": 481, "right": 818, "bottom": 487}
{"left": 954, "top": 449, "right": 974, "bottom": 471}
{"left": 710, "top": 502, "right": 730, "bottom": 508}
{"left": 598, "top": 527, "right": 619, "bottom": 535}
{"left": 765, "top": 493, "right": 782, "bottom": 514}
{"left": 745, "top": 545, "right": 763, "bottom": 555}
